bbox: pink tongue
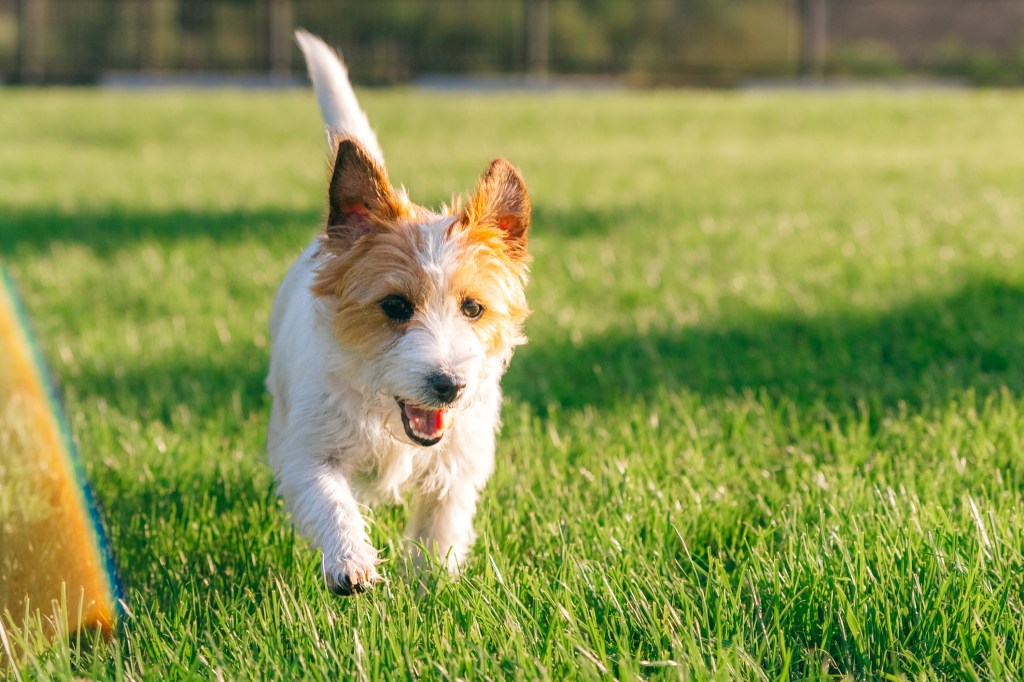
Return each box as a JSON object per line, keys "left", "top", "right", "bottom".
{"left": 404, "top": 404, "right": 447, "bottom": 438}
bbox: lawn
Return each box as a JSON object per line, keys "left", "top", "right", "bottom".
{"left": 3, "top": 86, "right": 1024, "bottom": 680}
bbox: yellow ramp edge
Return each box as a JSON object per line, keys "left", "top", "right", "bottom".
{"left": 0, "top": 270, "right": 118, "bottom": 656}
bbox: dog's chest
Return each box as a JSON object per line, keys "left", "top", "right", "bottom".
{"left": 348, "top": 439, "right": 439, "bottom": 504}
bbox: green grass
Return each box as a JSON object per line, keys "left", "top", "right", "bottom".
{"left": 3, "top": 86, "right": 1024, "bottom": 680}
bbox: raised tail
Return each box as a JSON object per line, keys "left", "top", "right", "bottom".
{"left": 295, "top": 29, "right": 385, "bottom": 165}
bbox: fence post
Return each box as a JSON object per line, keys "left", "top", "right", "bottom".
{"left": 269, "top": 0, "right": 293, "bottom": 79}
{"left": 525, "top": 0, "right": 549, "bottom": 82}
{"left": 18, "top": 0, "right": 46, "bottom": 84}
{"left": 139, "top": 0, "right": 160, "bottom": 70}
{"left": 798, "top": 0, "right": 828, "bottom": 79}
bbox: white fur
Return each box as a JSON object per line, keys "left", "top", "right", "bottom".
{"left": 267, "top": 34, "right": 508, "bottom": 592}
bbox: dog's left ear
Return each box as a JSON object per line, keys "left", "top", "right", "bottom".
{"left": 464, "top": 159, "right": 531, "bottom": 261}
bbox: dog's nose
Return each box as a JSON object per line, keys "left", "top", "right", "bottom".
{"left": 426, "top": 372, "right": 465, "bottom": 404}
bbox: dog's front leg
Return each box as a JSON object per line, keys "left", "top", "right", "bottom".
{"left": 281, "top": 460, "right": 383, "bottom": 595}
{"left": 406, "top": 480, "right": 480, "bottom": 575}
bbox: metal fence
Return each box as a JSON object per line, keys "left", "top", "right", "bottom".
{"left": 2, "top": 0, "right": 1024, "bottom": 86}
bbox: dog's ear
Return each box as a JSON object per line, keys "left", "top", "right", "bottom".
{"left": 326, "top": 138, "right": 401, "bottom": 247}
{"left": 464, "top": 158, "right": 531, "bottom": 261}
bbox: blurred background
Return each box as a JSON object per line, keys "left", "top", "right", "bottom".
{"left": 3, "top": 0, "right": 1024, "bottom": 88}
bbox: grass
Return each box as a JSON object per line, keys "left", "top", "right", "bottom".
{"left": 3, "top": 86, "right": 1024, "bottom": 679}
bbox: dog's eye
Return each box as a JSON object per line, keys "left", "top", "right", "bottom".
{"left": 380, "top": 295, "right": 414, "bottom": 321}
{"left": 461, "top": 299, "right": 484, "bottom": 320}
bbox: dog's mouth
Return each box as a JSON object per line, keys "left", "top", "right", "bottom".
{"left": 396, "top": 399, "right": 450, "bottom": 447}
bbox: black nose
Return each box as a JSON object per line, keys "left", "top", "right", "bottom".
{"left": 426, "top": 372, "right": 465, "bottom": 404}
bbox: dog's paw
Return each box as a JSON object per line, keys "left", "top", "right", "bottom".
{"left": 323, "top": 555, "right": 384, "bottom": 596}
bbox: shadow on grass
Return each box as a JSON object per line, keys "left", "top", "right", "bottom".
{"left": 1, "top": 202, "right": 656, "bottom": 259}
{"left": 1, "top": 206, "right": 321, "bottom": 257}
{"left": 64, "top": 275, "right": 1024, "bottom": 626}
{"left": 505, "top": 278, "right": 1024, "bottom": 417}
{"left": 65, "top": 276, "right": 1024, "bottom": 429}
{"left": 71, "top": 349, "right": 269, "bottom": 433}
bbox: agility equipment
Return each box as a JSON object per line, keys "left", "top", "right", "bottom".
{"left": 0, "top": 269, "right": 118, "bottom": 649}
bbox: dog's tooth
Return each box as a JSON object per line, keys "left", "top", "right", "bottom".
{"left": 413, "top": 424, "right": 444, "bottom": 440}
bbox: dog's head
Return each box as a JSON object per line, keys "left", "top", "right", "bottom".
{"left": 311, "top": 138, "right": 531, "bottom": 447}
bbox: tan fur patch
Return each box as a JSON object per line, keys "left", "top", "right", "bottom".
{"left": 447, "top": 221, "right": 530, "bottom": 357}
{"left": 313, "top": 225, "right": 431, "bottom": 358}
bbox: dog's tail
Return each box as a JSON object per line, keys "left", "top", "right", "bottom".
{"left": 295, "top": 29, "right": 385, "bottom": 165}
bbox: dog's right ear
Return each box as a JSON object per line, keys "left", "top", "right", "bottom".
{"left": 325, "top": 138, "right": 401, "bottom": 247}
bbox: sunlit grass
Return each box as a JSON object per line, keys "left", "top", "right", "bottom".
{"left": 3, "top": 87, "right": 1024, "bottom": 679}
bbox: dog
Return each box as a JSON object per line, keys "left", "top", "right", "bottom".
{"left": 266, "top": 31, "right": 531, "bottom": 595}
